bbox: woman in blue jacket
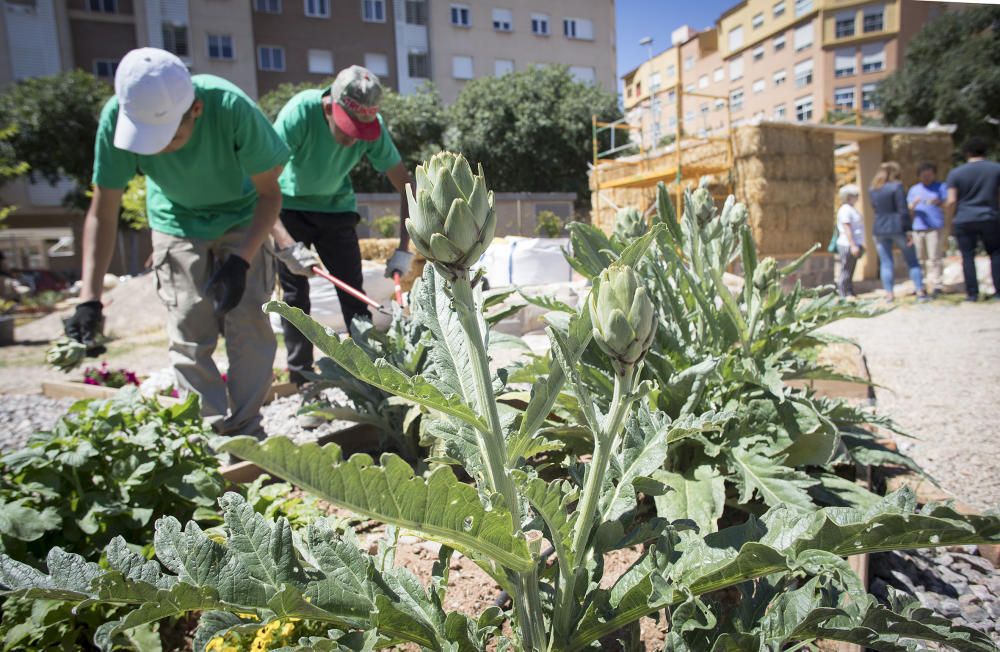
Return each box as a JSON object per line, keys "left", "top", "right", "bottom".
{"left": 869, "top": 161, "right": 927, "bottom": 301}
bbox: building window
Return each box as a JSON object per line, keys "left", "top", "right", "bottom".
{"left": 667, "top": 115, "right": 677, "bottom": 128}
{"left": 773, "top": 68, "right": 787, "bottom": 85}
{"left": 774, "top": 103, "right": 786, "bottom": 118}
{"left": 162, "top": 24, "right": 189, "bottom": 57}
{"left": 666, "top": 89, "right": 676, "bottom": 103}
{"left": 714, "top": 98, "right": 725, "bottom": 111}
{"left": 563, "top": 18, "right": 593, "bottom": 40}
{"left": 405, "top": 0, "right": 427, "bottom": 25}
{"left": 93, "top": 59, "right": 118, "bottom": 79}
{"left": 254, "top": 0, "right": 281, "bottom": 13}
{"left": 569, "top": 66, "right": 596, "bottom": 84}
{"left": 452, "top": 55, "right": 473, "bottom": 79}
{"left": 862, "top": 82, "right": 877, "bottom": 110}
{"left": 308, "top": 49, "right": 334, "bottom": 74}
{"left": 794, "top": 0, "right": 812, "bottom": 17}
{"left": 713, "top": 66, "right": 724, "bottom": 82}
{"left": 728, "top": 25, "right": 744, "bottom": 50}
{"left": 834, "top": 86, "right": 856, "bottom": 108}
{"left": 450, "top": 4, "right": 470, "bottom": 26}
{"left": 752, "top": 78, "right": 765, "bottom": 94}
{"left": 794, "top": 59, "right": 813, "bottom": 87}
{"left": 864, "top": 5, "right": 884, "bottom": 32}
{"left": 752, "top": 12, "right": 764, "bottom": 29}
{"left": 362, "top": 0, "right": 385, "bottom": 22}
{"left": 684, "top": 55, "right": 694, "bottom": 71}
{"left": 685, "top": 83, "right": 694, "bottom": 93}
{"left": 730, "top": 88, "right": 744, "bottom": 112}
{"left": 684, "top": 110, "right": 694, "bottom": 122}
{"left": 861, "top": 41, "right": 885, "bottom": 72}
{"left": 495, "top": 59, "right": 514, "bottom": 76}
{"left": 698, "top": 74, "right": 708, "bottom": 89}
{"left": 364, "top": 52, "right": 389, "bottom": 76}
{"left": 795, "top": 95, "right": 813, "bottom": 121}
{"left": 207, "top": 34, "right": 234, "bottom": 60}
{"left": 258, "top": 46, "right": 285, "bottom": 71}
{"left": 773, "top": 34, "right": 786, "bottom": 51}
{"left": 492, "top": 8, "right": 512, "bottom": 31}
{"left": 729, "top": 57, "right": 744, "bottom": 81}
{"left": 700, "top": 102, "right": 709, "bottom": 115}
{"left": 666, "top": 64, "right": 676, "bottom": 77}
{"left": 835, "top": 48, "right": 856, "bottom": 77}
{"left": 835, "top": 11, "right": 855, "bottom": 38}
{"left": 531, "top": 13, "right": 549, "bottom": 35}
{"left": 304, "top": 0, "right": 328, "bottom": 16}
{"left": 87, "top": 0, "right": 117, "bottom": 13}
{"left": 794, "top": 22, "right": 813, "bottom": 50}
{"left": 408, "top": 51, "right": 430, "bottom": 78}
{"left": 773, "top": 0, "right": 785, "bottom": 17}
{"left": 752, "top": 45, "right": 764, "bottom": 61}
{"left": 650, "top": 72, "right": 662, "bottom": 91}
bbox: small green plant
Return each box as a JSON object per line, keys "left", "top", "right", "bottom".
{"left": 535, "top": 210, "right": 564, "bottom": 238}
{"left": 372, "top": 214, "right": 399, "bottom": 239}
{"left": 119, "top": 175, "right": 148, "bottom": 232}
{"left": 46, "top": 336, "right": 88, "bottom": 372}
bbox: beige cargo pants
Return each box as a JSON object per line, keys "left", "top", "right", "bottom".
{"left": 152, "top": 225, "right": 276, "bottom": 438}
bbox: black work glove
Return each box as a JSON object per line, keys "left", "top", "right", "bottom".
{"left": 64, "top": 300, "right": 106, "bottom": 356}
{"left": 205, "top": 255, "right": 250, "bottom": 315}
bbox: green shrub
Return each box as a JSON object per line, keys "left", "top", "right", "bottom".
{"left": 534, "top": 210, "right": 564, "bottom": 238}
{"left": 371, "top": 214, "right": 399, "bottom": 239}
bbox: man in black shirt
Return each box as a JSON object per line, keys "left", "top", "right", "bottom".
{"left": 945, "top": 137, "right": 1000, "bottom": 301}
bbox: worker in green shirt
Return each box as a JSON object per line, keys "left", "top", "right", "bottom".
{"left": 63, "top": 48, "right": 290, "bottom": 438}
{"left": 271, "top": 65, "right": 414, "bottom": 387}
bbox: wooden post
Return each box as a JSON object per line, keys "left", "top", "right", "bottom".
{"left": 674, "top": 45, "right": 683, "bottom": 214}
{"left": 856, "top": 135, "right": 883, "bottom": 280}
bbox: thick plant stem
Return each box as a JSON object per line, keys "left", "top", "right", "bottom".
{"left": 450, "top": 276, "right": 546, "bottom": 650}
{"left": 555, "top": 370, "right": 635, "bottom": 643}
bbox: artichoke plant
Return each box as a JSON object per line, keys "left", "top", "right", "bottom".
{"left": 405, "top": 152, "right": 496, "bottom": 280}
{"left": 46, "top": 337, "right": 87, "bottom": 373}
{"left": 588, "top": 265, "right": 655, "bottom": 376}
{"left": 613, "top": 207, "right": 647, "bottom": 241}
{"left": 690, "top": 186, "right": 715, "bottom": 226}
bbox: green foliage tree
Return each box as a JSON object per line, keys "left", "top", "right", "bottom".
{"left": 0, "top": 72, "right": 111, "bottom": 207}
{"left": 119, "top": 175, "right": 148, "bottom": 232}
{"left": 448, "top": 65, "right": 621, "bottom": 199}
{"left": 0, "top": 124, "right": 30, "bottom": 225}
{"left": 876, "top": 5, "right": 1000, "bottom": 157}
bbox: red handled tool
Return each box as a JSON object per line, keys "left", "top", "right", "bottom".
{"left": 392, "top": 271, "right": 405, "bottom": 308}
{"left": 311, "top": 266, "right": 391, "bottom": 316}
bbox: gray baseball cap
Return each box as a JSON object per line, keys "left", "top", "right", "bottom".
{"left": 330, "top": 65, "right": 383, "bottom": 141}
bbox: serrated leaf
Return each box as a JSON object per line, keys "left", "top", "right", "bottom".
{"left": 221, "top": 437, "right": 533, "bottom": 573}
{"left": 653, "top": 466, "right": 725, "bottom": 534}
{"left": 265, "top": 301, "right": 488, "bottom": 434}
{"left": 729, "top": 447, "right": 818, "bottom": 511}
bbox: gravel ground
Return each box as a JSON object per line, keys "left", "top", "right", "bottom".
{"left": 0, "top": 394, "right": 76, "bottom": 451}
{"left": 822, "top": 298, "right": 1000, "bottom": 511}
{"left": 261, "top": 390, "right": 354, "bottom": 444}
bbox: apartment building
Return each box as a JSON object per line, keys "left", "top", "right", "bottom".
{"left": 251, "top": 0, "right": 397, "bottom": 96}
{"left": 623, "top": 0, "right": 949, "bottom": 148}
{"left": 421, "top": 0, "right": 616, "bottom": 103}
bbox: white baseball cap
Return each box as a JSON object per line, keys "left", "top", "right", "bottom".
{"left": 113, "top": 48, "right": 194, "bottom": 155}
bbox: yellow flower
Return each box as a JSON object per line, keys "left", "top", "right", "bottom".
{"left": 280, "top": 622, "right": 296, "bottom": 637}
{"left": 206, "top": 638, "right": 224, "bottom": 652}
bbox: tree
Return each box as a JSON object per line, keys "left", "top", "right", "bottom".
{"left": 258, "top": 80, "right": 448, "bottom": 193}
{"left": 447, "top": 65, "right": 621, "bottom": 199}
{"left": 876, "top": 6, "right": 1000, "bottom": 157}
{"left": 0, "top": 124, "right": 30, "bottom": 226}
{"left": 0, "top": 72, "right": 111, "bottom": 206}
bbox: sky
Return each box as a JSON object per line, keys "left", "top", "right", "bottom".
{"left": 615, "top": 0, "right": 735, "bottom": 82}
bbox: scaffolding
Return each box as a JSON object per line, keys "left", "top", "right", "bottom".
{"left": 591, "top": 60, "right": 737, "bottom": 225}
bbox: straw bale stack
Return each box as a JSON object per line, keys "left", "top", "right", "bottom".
{"left": 882, "top": 133, "right": 953, "bottom": 186}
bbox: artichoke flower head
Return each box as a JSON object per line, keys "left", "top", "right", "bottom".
{"left": 588, "top": 265, "right": 656, "bottom": 377}
{"left": 405, "top": 151, "right": 496, "bottom": 280}
{"left": 614, "top": 207, "right": 648, "bottom": 241}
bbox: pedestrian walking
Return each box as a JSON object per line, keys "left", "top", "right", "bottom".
{"left": 907, "top": 161, "right": 947, "bottom": 296}
{"left": 836, "top": 184, "right": 864, "bottom": 298}
{"left": 870, "top": 161, "right": 926, "bottom": 301}
{"left": 944, "top": 137, "right": 1000, "bottom": 301}
{"left": 63, "top": 48, "right": 290, "bottom": 439}
{"left": 270, "top": 66, "right": 415, "bottom": 394}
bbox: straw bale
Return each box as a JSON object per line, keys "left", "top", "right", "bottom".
{"left": 359, "top": 238, "right": 402, "bottom": 261}
{"left": 733, "top": 127, "right": 762, "bottom": 157}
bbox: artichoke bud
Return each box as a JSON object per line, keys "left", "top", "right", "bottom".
{"left": 405, "top": 151, "right": 497, "bottom": 280}
{"left": 690, "top": 187, "right": 716, "bottom": 226}
{"left": 588, "top": 265, "right": 656, "bottom": 376}
{"left": 752, "top": 257, "right": 778, "bottom": 290}
{"left": 614, "top": 207, "right": 647, "bottom": 241}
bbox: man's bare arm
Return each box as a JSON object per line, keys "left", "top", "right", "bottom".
{"left": 385, "top": 162, "right": 413, "bottom": 251}
{"left": 944, "top": 186, "right": 958, "bottom": 224}
{"left": 80, "top": 186, "right": 124, "bottom": 303}
{"left": 238, "top": 164, "right": 284, "bottom": 263}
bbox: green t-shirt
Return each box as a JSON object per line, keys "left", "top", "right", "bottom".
{"left": 92, "top": 74, "right": 290, "bottom": 240}
{"left": 274, "top": 89, "right": 402, "bottom": 214}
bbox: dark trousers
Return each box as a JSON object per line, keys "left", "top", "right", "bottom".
{"left": 953, "top": 219, "right": 1000, "bottom": 299}
{"left": 278, "top": 209, "right": 372, "bottom": 384}
{"left": 836, "top": 244, "right": 862, "bottom": 297}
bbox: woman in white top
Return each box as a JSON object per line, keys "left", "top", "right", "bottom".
{"left": 836, "top": 184, "right": 865, "bottom": 298}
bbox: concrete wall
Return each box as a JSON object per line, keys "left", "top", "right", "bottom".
{"left": 190, "top": 0, "right": 257, "bottom": 97}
